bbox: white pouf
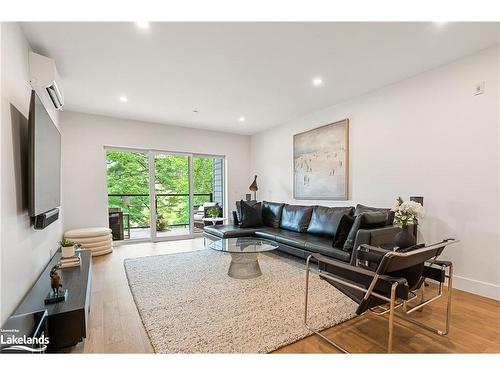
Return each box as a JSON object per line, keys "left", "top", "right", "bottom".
{"left": 69, "top": 238, "right": 113, "bottom": 248}
{"left": 90, "top": 248, "right": 113, "bottom": 257}
{"left": 81, "top": 243, "right": 113, "bottom": 255}
{"left": 64, "top": 234, "right": 112, "bottom": 244}
{"left": 64, "top": 227, "right": 113, "bottom": 257}
{"left": 64, "top": 227, "right": 112, "bottom": 238}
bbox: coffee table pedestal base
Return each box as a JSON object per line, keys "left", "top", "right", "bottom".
{"left": 228, "top": 253, "right": 262, "bottom": 279}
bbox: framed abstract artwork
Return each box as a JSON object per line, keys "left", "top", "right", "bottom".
{"left": 293, "top": 119, "right": 349, "bottom": 200}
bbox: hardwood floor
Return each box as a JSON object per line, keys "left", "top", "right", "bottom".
{"left": 65, "top": 238, "right": 500, "bottom": 354}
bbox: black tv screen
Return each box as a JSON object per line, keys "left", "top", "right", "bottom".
{"left": 28, "top": 90, "right": 61, "bottom": 218}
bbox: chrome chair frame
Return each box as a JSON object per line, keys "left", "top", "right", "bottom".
{"left": 304, "top": 240, "right": 457, "bottom": 353}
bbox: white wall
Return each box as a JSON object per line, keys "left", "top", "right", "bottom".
{"left": 251, "top": 45, "right": 500, "bottom": 300}
{"left": 0, "top": 22, "right": 63, "bottom": 324}
{"left": 0, "top": 24, "right": 3, "bottom": 324}
{"left": 60, "top": 111, "right": 251, "bottom": 231}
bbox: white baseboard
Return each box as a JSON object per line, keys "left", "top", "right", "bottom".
{"left": 453, "top": 275, "right": 500, "bottom": 301}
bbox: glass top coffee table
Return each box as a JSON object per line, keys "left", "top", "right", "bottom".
{"left": 209, "top": 237, "right": 279, "bottom": 279}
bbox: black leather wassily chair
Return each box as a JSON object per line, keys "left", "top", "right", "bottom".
{"left": 304, "top": 239, "right": 458, "bottom": 353}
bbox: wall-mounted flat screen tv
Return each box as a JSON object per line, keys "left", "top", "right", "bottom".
{"left": 28, "top": 90, "right": 61, "bottom": 221}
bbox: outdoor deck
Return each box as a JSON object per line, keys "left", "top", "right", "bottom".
{"left": 127, "top": 226, "right": 204, "bottom": 240}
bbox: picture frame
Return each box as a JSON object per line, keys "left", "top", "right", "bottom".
{"left": 293, "top": 118, "right": 349, "bottom": 200}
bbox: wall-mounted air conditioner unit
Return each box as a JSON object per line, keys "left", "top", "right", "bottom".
{"left": 29, "top": 52, "right": 64, "bottom": 110}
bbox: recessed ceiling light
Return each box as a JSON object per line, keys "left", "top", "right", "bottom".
{"left": 239, "top": 117, "right": 245, "bottom": 122}
{"left": 135, "top": 21, "right": 150, "bottom": 29}
{"left": 193, "top": 109, "right": 199, "bottom": 113}
{"left": 312, "top": 77, "right": 323, "bottom": 87}
{"left": 119, "top": 96, "right": 128, "bottom": 103}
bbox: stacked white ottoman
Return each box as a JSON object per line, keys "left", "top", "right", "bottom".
{"left": 64, "top": 227, "right": 113, "bottom": 257}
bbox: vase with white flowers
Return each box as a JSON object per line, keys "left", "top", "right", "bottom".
{"left": 391, "top": 197, "right": 425, "bottom": 248}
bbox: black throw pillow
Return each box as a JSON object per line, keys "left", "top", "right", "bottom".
{"left": 342, "top": 212, "right": 390, "bottom": 252}
{"left": 239, "top": 200, "right": 263, "bottom": 228}
{"left": 235, "top": 200, "right": 258, "bottom": 223}
{"left": 333, "top": 214, "right": 355, "bottom": 248}
{"left": 354, "top": 204, "right": 395, "bottom": 225}
{"left": 342, "top": 214, "right": 363, "bottom": 252}
{"left": 360, "top": 212, "right": 388, "bottom": 229}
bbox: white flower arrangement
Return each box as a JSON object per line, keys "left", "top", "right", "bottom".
{"left": 391, "top": 196, "right": 425, "bottom": 228}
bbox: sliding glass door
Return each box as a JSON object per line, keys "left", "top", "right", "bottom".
{"left": 152, "top": 153, "right": 192, "bottom": 239}
{"left": 106, "top": 150, "right": 152, "bottom": 240}
{"left": 192, "top": 156, "right": 224, "bottom": 234}
{"left": 106, "top": 147, "right": 224, "bottom": 242}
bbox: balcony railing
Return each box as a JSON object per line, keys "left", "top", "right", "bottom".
{"left": 108, "top": 193, "right": 214, "bottom": 237}
{"left": 108, "top": 192, "right": 213, "bottom": 200}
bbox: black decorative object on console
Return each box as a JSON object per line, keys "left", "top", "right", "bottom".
{"left": 394, "top": 225, "right": 416, "bottom": 249}
{"left": 44, "top": 289, "right": 68, "bottom": 305}
{"left": 45, "top": 265, "right": 68, "bottom": 304}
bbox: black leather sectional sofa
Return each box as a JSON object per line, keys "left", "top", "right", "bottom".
{"left": 203, "top": 201, "right": 400, "bottom": 265}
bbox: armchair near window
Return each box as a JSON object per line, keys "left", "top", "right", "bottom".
{"left": 304, "top": 239, "right": 458, "bottom": 353}
{"left": 193, "top": 202, "right": 223, "bottom": 229}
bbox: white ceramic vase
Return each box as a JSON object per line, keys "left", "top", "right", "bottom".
{"left": 62, "top": 245, "right": 76, "bottom": 258}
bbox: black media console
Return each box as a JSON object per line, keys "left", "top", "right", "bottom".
{"left": 12, "top": 249, "right": 92, "bottom": 350}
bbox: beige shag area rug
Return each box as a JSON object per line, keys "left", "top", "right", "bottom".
{"left": 124, "top": 250, "right": 356, "bottom": 353}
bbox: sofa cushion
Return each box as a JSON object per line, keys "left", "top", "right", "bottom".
{"left": 306, "top": 206, "right": 354, "bottom": 237}
{"left": 280, "top": 204, "right": 313, "bottom": 232}
{"left": 255, "top": 228, "right": 350, "bottom": 261}
{"left": 262, "top": 201, "right": 285, "bottom": 228}
{"left": 64, "top": 227, "right": 111, "bottom": 238}
{"left": 254, "top": 227, "right": 282, "bottom": 241}
{"left": 204, "top": 225, "right": 259, "bottom": 239}
{"left": 304, "top": 238, "right": 352, "bottom": 262}
{"left": 255, "top": 228, "right": 309, "bottom": 248}
{"left": 355, "top": 204, "right": 394, "bottom": 225}
{"left": 275, "top": 242, "right": 309, "bottom": 259}
{"left": 333, "top": 214, "right": 355, "bottom": 248}
{"left": 239, "top": 200, "right": 263, "bottom": 228}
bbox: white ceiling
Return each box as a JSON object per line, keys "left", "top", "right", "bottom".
{"left": 21, "top": 22, "right": 500, "bottom": 135}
